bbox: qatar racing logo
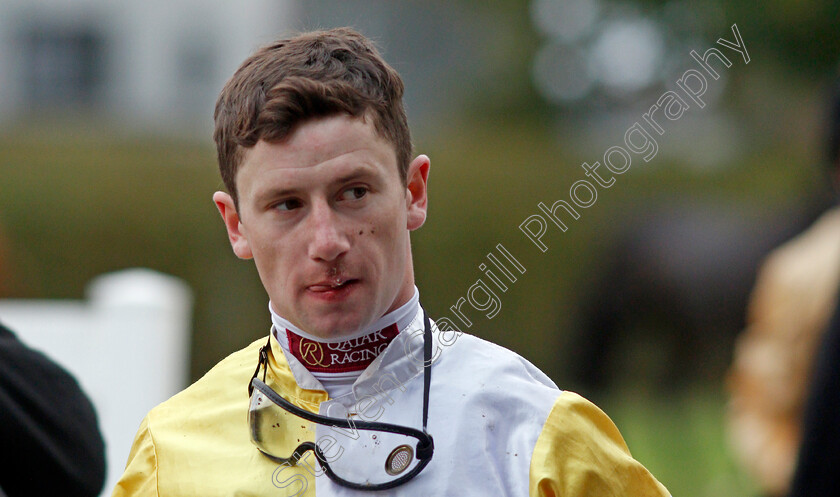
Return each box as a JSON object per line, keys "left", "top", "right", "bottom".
{"left": 285, "top": 324, "right": 400, "bottom": 373}
{"left": 298, "top": 339, "right": 329, "bottom": 367}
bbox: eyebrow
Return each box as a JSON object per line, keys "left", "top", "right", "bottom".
{"left": 254, "top": 186, "right": 298, "bottom": 205}
{"left": 252, "top": 164, "right": 380, "bottom": 205}
{"left": 330, "top": 166, "right": 377, "bottom": 187}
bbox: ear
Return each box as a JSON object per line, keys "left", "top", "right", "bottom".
{"left": 213, "top": 191, "right": 253, "bottom": 260}
{"left": 405, "top": 154, "right": 430, "bottom": 231}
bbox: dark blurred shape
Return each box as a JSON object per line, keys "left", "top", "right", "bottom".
{"left": 569, "top": 194, "right": 826, "bottom": 392}
{"left": 0, "top": 322, "right": 106, "bottom": 497}
{"left": 788, "top": 288, "right": 840, "bottom": 497}
{"left": 785, "top": 77, "right": 840, "bottom": 497}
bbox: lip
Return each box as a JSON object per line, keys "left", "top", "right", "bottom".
{"left": 306, "top": 279, "right": 360, "bottom": 300}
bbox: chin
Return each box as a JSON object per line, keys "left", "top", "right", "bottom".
{"left": 311, "top": 314, "right": 367, "bottom": 339}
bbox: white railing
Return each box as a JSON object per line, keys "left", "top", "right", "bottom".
{"left": 0, "top": 268, "right": 192, "bottom": 496}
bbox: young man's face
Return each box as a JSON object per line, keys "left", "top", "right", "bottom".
{"left": 214, "top": 114, "right": 429, "bottom": 339}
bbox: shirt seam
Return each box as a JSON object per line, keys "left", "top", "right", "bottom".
{"left": 146, "top": 414, "right": 161, "bottom": 496}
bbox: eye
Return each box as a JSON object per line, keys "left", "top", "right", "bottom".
{"left": 339, "top": 186, "right": 368, "bottom": 201}
{"left": 275, "top": 198, "right": 303, "bottom": 211}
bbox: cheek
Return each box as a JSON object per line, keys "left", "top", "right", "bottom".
{"left": 250, "top": 229, "right": 295, "bottom": 280}
{"left": 251, "top": 234, "right": 282, "bottom": 264}
{"left": 356, "top": 218, "right": 403, "bottom": 265}
{"left": 352, "top": 197, "right": 408, "bottom": 265}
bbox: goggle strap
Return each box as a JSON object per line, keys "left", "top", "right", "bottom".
{"left": 421, "top": 309, "right": 432, "bottom": 432}
{"left": 248, "top": 336, "right": 272, "bottom": 397}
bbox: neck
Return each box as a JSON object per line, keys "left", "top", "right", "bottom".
{"left": 270, "top": 288, "right": 419, "bottom": 375}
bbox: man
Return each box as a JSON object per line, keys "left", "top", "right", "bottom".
{"left": 113, "top": 27, "right": 670, "bottom": 496}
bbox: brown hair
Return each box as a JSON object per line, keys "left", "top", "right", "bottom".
{"left": 213, "top": 27, "right": 412, "bottom": 206}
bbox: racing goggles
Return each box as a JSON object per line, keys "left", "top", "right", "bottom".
{"left": 247, "top": 311, "right": 435, "bottom": 491}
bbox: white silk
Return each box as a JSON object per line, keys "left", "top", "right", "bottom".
{"left": 276, "top": 310, "right": 566, "bottom": 497}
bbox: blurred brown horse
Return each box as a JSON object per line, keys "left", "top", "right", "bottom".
{"left": 567, "top": 194, "right": 831, "bottom": 393}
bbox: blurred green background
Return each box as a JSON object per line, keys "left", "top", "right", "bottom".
{"left": 3, "top": 1, "right": 840, "bottom": 496}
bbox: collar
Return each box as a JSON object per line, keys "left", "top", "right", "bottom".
{"left": 270, "top": 289, "right": 419, "bottom": 377}
{"left": 349, "top": 309, "right": 432, "bottom": 403}
{"left": 265, "top": 303, "right": 438, "bottom": 407}
{"left": 268, "top": 289, "right": 426, "bottom": 395}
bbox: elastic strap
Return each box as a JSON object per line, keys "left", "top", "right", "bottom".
{"left": 422, "top": 309, "right": 432, "bottom": 430}
{"left": 248, "top": 336, "right": 271, "bottom": 397}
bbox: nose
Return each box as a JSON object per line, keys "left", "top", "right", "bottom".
{"left": 306, "top": 200, "right": 350, "bottom": 262}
